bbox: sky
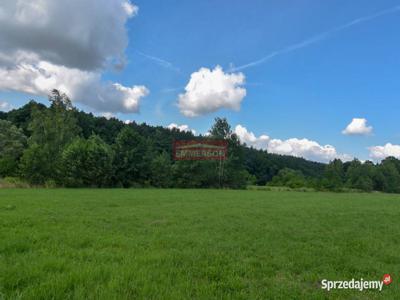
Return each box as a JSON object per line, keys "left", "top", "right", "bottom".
{"left": 1, "top": 0, "right": 400, "bottom": 163}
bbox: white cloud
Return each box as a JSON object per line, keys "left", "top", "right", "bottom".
{"left": 167, "top": 123, "right": 196, "bottom": 134}
{"left": 0, "top": 55, "right": 149, "bottom": 113}
{"left": 0, "top": 0, "right": 149, "bottom": 114}
{"left": 342, "top": 118, "right": 373, "bottom": 135}
{"left": 122, "top": 1, "right": 139, "bottom": 17}
{"left": 234, "top": 124, "right": 270, "bottom": 150}
{"left": 178, "top": 66, "right": 246, "bottom": 117}
{"left": 369, "top": 143, "right": 400, "bottom": 160}
{"left": 0, "top": 0, "right": 136, "bottom": 70}
{"left": 234, "top": 124, "right": 352, "bottom": 163}
{"left": 267, "top": 138, "right": 352, "bottom": 162}
{"left": 0, "top": 100, "right": 13, "bottom": 112}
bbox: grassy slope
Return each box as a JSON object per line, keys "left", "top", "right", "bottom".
{"left": 0, "top": 189, "right": 399, "bottom": 299}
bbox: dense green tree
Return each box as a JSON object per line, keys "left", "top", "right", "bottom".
{"left": 378, "top": 158, "right": 400, "bottom": 193}
{"left": 323, "top": 159, "right": 345, "bottom": 190}
{"left": 0, "top": 111, "right": 7, "bottom": 120}
{"left": 114, "top": 126, "right": 152, "bottom": 187}
{"left": 243, "top": 148, "right": 276, "bottom": 185}
{"left": 209, "top": 117, "right": 232, "bottom": 139}
{"left": 19, "top": 143, "right": 49, "bottom": 185}
{"left": 0, "top": 120, "right": 27, "bottom": 176}
{"left": 268, "top": 168, "right": 307, "bottom": 188}
{"left": 345, "top": 160, "right": 374, "bottom": 192}
{"left": 5, "top": 100, "right": 46, "bottom": 136}
{"left": 61, "top": 135, "right": 114, "bottom": 187}
{"left": 357, "top": 161, "right": 375, "bottom": 192}
{"left": 150, "top": 151, "right": 173, "bottom": 188}
{"left": 20, "top": 90, "right": 80, "bottom": 184}
{"left": 172, "top": 160, "right": 219, "bottom": 188}
{"left": 208, "top": 117, "right": 248, "bottom": 188}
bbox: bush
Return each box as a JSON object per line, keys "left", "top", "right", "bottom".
{"left": 0, "top": 177, "right": 31, "bottom": 188}
{"left": 44, "top": 179, "right": 57, "bottom": 188}
{"left": 268, "top": 168, "right": 307, "bottom": 189}
{"left": 61, "top": 135, "right": 114, "bottom": 187}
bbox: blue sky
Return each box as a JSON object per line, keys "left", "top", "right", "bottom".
{"left": 1, "top": 0, "right": 400, "bottom": 162}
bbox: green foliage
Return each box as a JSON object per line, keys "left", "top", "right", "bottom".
{"left": 20, "top": 91, "right": 80, "bottom": 184}
{"left": 170, "top": 118, "right": 247, "bottom": 189}
{"left": 3, "top": 96, "right": 400, "bottom": 192}
{"left": 150, "top": 151, "right": 173, "bottom": 188}
{"left": 209, "top": 117, "right": 248, "bottom": 189}
{"left": 0, "top": 177, "right": 30, "bottom": 188}
{"left": 345, "top": 160, "right": 374, "bottom": 192}
{"left": 5, "top": 100, "right": 46, "bottom": 136}
{"left": 0, "top": 120, "right": 27, "bottom": 176}
{"left": 243, "top": 147, "right": 325, "bottom": 186}
{"left": 209, "top": 117, "right": 232, "bottom": 139}
{"left": 268, "top": 168, "right": 307, "bottom": 188}
{"left": 378, "top": 157, "right": 400, "bottom": 193}
{"left": 172, "top": 160, "right": 217, "bottom": 188}
{"left": 323, "top": 159, "right": 345, "bottom": 190}
{"left": 19, "top": 143, "right": 50, "bottom": 185}
{"left": 113, "top": 127, "right": 152, "bottom": 187}
{"left": 61, "top": 135, "right": 114, "bottom": 187}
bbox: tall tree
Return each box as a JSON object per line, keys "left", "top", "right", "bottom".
{"left": 209, "top": 117, "right": 247, "bottom": 188}
{"left": 0, "top": 120, "right": 27, "bottom": 177}
{"left": 150, "top": 151, "right": 173, "bottom": 188}
{"left": 378, "top": 158, "right": 400, "bottom": 193}
{"left": 323, "top": 159, "right": 345, "bottom": 190}
{"left": 209, "top": 117, "right": 232, "bottom": 139}
{"left": 114, "top": 126, "right": 152, "bottom": 187}
{"left": 20, "top": 90, "right": 80, "bottom": 184}
{"left": 345, "top": 160, "right": 374, "bottom": 192}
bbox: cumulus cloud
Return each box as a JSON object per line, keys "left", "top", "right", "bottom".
{"left": 178, "top": 66, "right": 246, "bottom": 117}
{"left": 0, "top": 0, "right": 136, "bottom": 70}
{"left": 0, "top": 0, "right": 149, "bottom": 113}
{"left": 0, "top": 54, "right": 149, "bottom": 113}
{"left": 369, "top": 143, "right": 400, "bottom": 160}
{"left": 0, "top": 100, "right": 13, "bottom": 112}
{"left": 235, "top": 124, "right": 352, "bottom": 163}
{"left": 342, "top": 118, "right": 373, "bottom": 135}
{"left": 234, "top": 124, "right": 270, "bottom": 150}
{"left": 167, "top": 123, "right": 196, "bottom": 134}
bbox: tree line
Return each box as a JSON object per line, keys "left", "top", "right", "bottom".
{"left": 1, "top": 90, "right": 400, "bottom": 192}
{"left": 267, "top": 157, "right": 400, "bottom": 193}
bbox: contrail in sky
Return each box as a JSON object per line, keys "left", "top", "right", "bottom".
{"left": 137, "top": 51, "right": 180, "bottom": 72}
{"left": 231, "top": 5, "right": 400, "bottom": 72}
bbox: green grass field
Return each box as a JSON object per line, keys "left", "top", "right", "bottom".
{"left": 0, "top": 189, "right": 399, "bottom": 299}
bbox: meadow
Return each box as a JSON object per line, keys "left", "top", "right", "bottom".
{"left": 0, "top": 189, "right": 399, "bottom": 299}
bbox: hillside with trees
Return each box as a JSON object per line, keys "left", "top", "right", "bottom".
{"left": 1, "top": 90, "right": 400, "bottom": 193}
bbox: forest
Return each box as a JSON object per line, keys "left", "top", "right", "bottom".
{"left": 1, "top": 90, "right": 400, "bottom": 193}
